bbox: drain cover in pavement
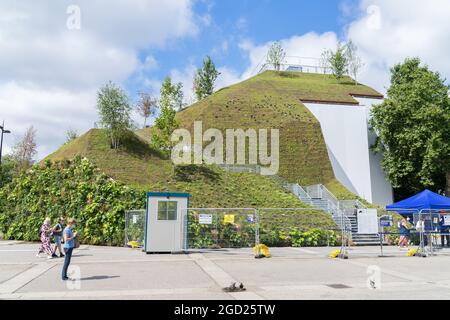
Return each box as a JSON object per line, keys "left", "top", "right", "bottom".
{"left": 326, "top": 284, "right": 352, "bottom": 289}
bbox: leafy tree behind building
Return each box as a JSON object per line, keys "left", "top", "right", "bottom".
{"left": 370, "top": 58, "right": 450, "bottom": 198}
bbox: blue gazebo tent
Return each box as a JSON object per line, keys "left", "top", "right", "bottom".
{"left": 386, "top": 189, "right": 450, "bottom": 216}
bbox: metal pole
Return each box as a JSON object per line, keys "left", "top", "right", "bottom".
{"left": 255, "top": 209, "right": 260, "bottom": 258}
{"left": 0, "top": 121, "right": 4, "bottom": 165}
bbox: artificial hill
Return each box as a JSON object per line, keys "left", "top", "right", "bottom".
{"left": 138, "top": 70, "right": 383, "bottom": 199}
{"left": 0, "top": 70, "right": 385, "bottom": 246}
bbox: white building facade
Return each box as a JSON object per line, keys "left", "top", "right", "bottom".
{"left": 304, "top": 97, "right": 393, "bottom": 206}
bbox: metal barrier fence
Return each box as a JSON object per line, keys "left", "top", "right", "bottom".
{"left": 258, "top": 208, "right": 349, "bottom": 252}
{"left": 182, "top": 208, "right": 259, "bottom": 250}
{"left": 379, "top": 209, "right": 450, "bottom": 258}
{"left": 124, "top": 210, "right": 146, "bottom": 248}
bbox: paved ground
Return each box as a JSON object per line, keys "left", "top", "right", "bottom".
{"left": 1, "top": 240, "right": 450, "bottom": 300}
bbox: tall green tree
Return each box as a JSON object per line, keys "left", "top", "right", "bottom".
{"left": 96, "top": 82, "right": 133, "bottom": 149}
{"left": 321, "top": 43, "right": 349, "bottom": 80}
{"left": 370, "top": 58, "right": 450, "bottom": 197}
{"left": 193, "top": 56, "right": 221, "bottom": 101}
{"left": 151, "top": 77, "right": 182, "bottom": 153}
{"left": 0, "top": 155, "right": 16, "bottom": 188}
{"left": 266, "top": 41, "right": 286, "bottom": 71}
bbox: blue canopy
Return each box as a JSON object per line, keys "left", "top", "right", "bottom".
{"left": 386, "top": 189, "right": 450, "bottom": 214}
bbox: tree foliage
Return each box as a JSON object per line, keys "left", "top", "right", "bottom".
{"left": 12, "top": 126, "right": 37, "bottom": 173}
{"left": 193, "top": 56, "right": 221, "bottom": 101}
{"left": 345, "top": 40, "right": 364, "bottom": 84}
{"left": 65, "top": 129, "right": 79, "bottom": 144}
{"left": 96, "top": 82, "right": 133, "bottom": 149}
{"left": 370, "top": 58, "right": 450, "bottom": 197}
{"left": 136, "top": 92, "right": 158, "bottom": 128}
{"left": 0, "top": 155, "right": 16, "bottom": 188}
{"left": 0, "top": 157, "right": 144, "bottom": 245}
{"left": 321, "top": 43, "right": 349, "bottom": 80}
{"left": 266, "top": 41, "right": 286, "bottom": 71}
{"left": 151, "top": 77, "right": 181, "bottom": 153}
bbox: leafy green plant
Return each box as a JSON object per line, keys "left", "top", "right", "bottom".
{"left": 0, "top": 156, "right": 144, "bottom": 246}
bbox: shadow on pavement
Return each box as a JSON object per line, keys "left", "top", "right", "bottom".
{"left": 80, "top": 275, "right": 120, "bottom": 281}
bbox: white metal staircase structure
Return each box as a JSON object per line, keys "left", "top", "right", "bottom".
{"left": 299, "top": 184, "right": 380, "bottom": 245}
{"left": 218, "top": 164, "right": 381, "bottom": 245}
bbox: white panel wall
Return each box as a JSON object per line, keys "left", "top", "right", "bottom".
{"left": 304, "top": 98, "right": 393, "bottom": 206}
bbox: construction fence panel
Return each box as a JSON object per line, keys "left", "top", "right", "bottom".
{"left": 257, "top": 208, "right": 344, "bottom": 248}
{"left": 182, "top": 208, "right": 259, "bottom": 250}
{"left": 124, "top": 210, "right": 146, "bottom": 248}
{"left": 378, "top": 209, "right": 450, "bottom": 258}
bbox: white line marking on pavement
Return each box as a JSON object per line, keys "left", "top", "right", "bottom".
{"left": 0, "top": 263, "right": 56, "bottom": 294}
{"left": 189, "top": 253, "right": 264, "bottom": 300}
{"left": 289, "top": 248, "right": 321, "bottom": 255}
{"left": 0, "top": 287, "right": 221, "bottom": 300}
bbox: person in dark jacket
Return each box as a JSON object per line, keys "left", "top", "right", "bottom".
{"left": 440, "top": 216, "right": 450, "bottom": 247}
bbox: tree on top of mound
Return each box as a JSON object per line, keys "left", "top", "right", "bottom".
{"left": 97, "top": 82, "right": 134, "bottom": 149}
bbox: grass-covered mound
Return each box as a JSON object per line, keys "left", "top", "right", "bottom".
{"left": 0, "top": 157, "right": 144, "bottom": 245}
{"left": 45, "top": 129, "right": 308, "bottom": 208}
{"left": 42, "top": 129, "right": 336, "bottom": 237}
{"left": 138, "top": 71, "right": 382, "bottom": 198}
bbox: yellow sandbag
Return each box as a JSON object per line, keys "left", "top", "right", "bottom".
{"left": 407, "top": 248, "right": 418, "bottom": 257}
{"left": 329, "top": 249, "right": 341, "bottom": 258}
{"left": 127, "top": 241, "right": 141, "bottom": 249}
{"left": 253, "top": 244, "right": 271, "bottom": 258}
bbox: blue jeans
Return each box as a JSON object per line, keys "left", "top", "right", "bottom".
{"left": 62, "top": 247, "right": 73, "bottom": 279}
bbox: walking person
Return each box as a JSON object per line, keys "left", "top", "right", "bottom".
{"left": 36, "top": 218, "right": 54, "bottom": 259}
{"left": 62, "top": 218, "right": 78, "bottom": 281}
{"left": 439, "top": 215, "right": 450, "bottom": 248}
{"left": 52, "top": 217, "right": 65, "bottom": 258}
{"left": 398, "top": 218, "right": 410, "bottom": 249}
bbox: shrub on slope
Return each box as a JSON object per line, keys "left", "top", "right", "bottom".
{"left": 0, "top": 157, "right": 144, "bottom": 245}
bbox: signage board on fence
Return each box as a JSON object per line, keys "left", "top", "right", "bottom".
{"left": 443, "top": 215, "right": 450, "bottom": 226}
{"left": 224, "top": 214, "right": 235, "bottom": 225}
{"left": 357, "top": 209, "right": 378, "bottom": 234}
{"left": 199, "top": 214, "right": 213, "bottom": 225}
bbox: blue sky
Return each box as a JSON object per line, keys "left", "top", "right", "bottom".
{"left": 126, "top": 0, "right": 356, "bottom": 97}
{"left": 1, "top": 0, "right": 449, "bottom": 159}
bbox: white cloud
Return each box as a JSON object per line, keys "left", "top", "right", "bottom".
{"left": 0, "top": 0, "right": 199, "bottom": 159}
{"left": 346, "top": 0, "right": 450, "bottom": 92}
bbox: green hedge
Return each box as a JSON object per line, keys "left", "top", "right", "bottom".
{"left": 0, "top": 157, "right": 144, "bottom": 246}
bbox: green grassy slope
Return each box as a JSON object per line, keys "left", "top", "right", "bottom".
{"left": 138, "top": 71, "right": 382, "bottom": 199}
{"left": 45, "top": 129, "right": 336, "bottom": 230}
{"left": 47, "top": 130, "right": 307, "bottom": 207}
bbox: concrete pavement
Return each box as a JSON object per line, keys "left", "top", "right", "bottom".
{"left": 1, "top": 240, "right": 450, "bottom": 300}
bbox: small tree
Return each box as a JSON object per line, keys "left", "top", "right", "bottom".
{"left": 136, "top": 92, "right": 158, "bottom": 128}
{"left": 160, "top": 77, "right": 184, "bottom": 111}
{"left": 266, "top": 41, "right": 286, "bottom": 71}
{"left": 65, "top": 129, "right": 78, "bottom": 144}
{"left": 151, "top": 77, "right": 181, "bottom": 153}
{"left": 0, "top": 155, "right": 17, "bottom": 188}
{"left": 194, "top": 56, "right": 221, "bottom": 101}
{"left": 370, "top": 58, "right": 450, "bottom": 197}
{"left": 12, "top": 126, "right": 37, "bottom": 173}
{"left": 321, "top": 43, "right": 349, "bottom": 80}
{"left": 96, "top": 82, "right": 133, "bottom": 149}
{"left": 346, "top": 40, "right": 364, "bottom": 84}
